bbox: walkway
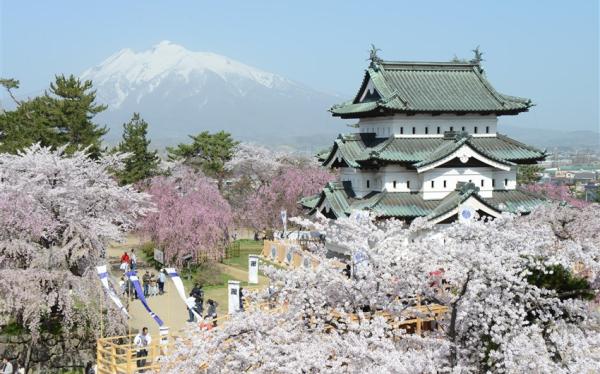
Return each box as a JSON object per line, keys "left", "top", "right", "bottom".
{"left": 106, "top": 235, "right": 268, "bottom": 338}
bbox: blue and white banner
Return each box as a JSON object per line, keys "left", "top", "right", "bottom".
{"left": 165, "top": 268, "right": 202, "bottom": 320}
{"left": 126, "top": 271, "right": 164, "bottom": 326}
{"left": 96, "top": 265, "right": 129, "bottom": 317}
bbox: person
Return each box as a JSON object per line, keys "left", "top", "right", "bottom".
{"left": 120, "top": 251, "right": 130, "bottom": 272}
{"left": 130, "top": 249, "right": 137, "bottom": 271}
{"left": 206, "top": 299, "right": 218, "bottom": 327}
{"left": 119, "top": 275, "right": 127, "bottom": 296}
{"left": 84, "top": 361, "right": 94, "bottom": 374}
{"left": 1, "top": 358, "right": 13, "bottom": 374}
{"left": 149, "top": 275, "right": 158, "bottom": 297}
{"left": 186, "top": 295, "right": 197, "bottom": 322}
{"left": 133, "top": 327, "right": 151, "bottom": 370}
{"left": 142, "top": 271, "right": 150, "bottom": 297}
{"left": 238, "top": 286, "right": 244, "bottom": 312}
{"left": 158, "top": 269, "right": 166, "bottom": 295}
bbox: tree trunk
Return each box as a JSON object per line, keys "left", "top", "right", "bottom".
{"left": 448, "top": 271, "right": 472, "bottom": 369}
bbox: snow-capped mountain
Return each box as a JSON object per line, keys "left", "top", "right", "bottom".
{"left": 81, "top": 41, "right": 340, "bottom": 149}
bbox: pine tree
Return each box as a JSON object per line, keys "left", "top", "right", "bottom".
{"left": 114, "top": 113, "right": 160, "bottom": 185}
{"left": 49, "top": 75, "right": 108, "bottom": 158}
{"left": 167, "top": 131, "right": 238, "bottom": 190}
{"left": 0, "top": 75, "right": 108, "bottom": 157}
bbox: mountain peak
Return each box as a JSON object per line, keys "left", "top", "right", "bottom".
{"left": 82, "top": 41, "right": 287, "bottom": 93}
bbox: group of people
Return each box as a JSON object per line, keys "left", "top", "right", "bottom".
{"left": 185, "top": 283, "right": 219, "bottom": 328}
{"left": 119, "top": 269, "right": 167, "bottom": 299}
{"left": 119, "top": 249, "right": 138, "bottom": 272}
{"left": 1, "top": 358, "right": 24, "bottom": 374}
{"left": 119, "top": 249, "right": 167, "bottom": 299}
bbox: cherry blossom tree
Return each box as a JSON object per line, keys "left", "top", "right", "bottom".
{"left": 0, "top": 144, "right": 150, "bottom": 368}
{"left": 138, "top": 167, "right": 233, "bottom": 264}
{"left": 525, "top": 183, "right": 589, "bottom": 208}
{"left": 165, "top": 203, "right": 600, "bottom": 373}
{"left": 240, "top": 165, "right": 335, "bottom": 232}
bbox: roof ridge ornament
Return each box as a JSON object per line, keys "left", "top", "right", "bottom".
{"left": 368, "top": 44, "right": 383, "bottom": 69}
{"left": 470, "top": 46, "right": 484, "bottom": 65}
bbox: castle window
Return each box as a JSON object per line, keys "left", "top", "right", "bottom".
{"left": 367, "top": 180, "right": 370, "bottom": 188}
{"left": 412, "top": 127, "right": 416, "bottom": 134}
{"left": 425, "top": 127, "right": 429, "bottom": 134}
{"left": 474, "top": 126, "right": 478, "bottom": 134}
{"left": 480, "top": 180, "right": 484, "bottom": 187}
{"left": 393, "top": 180, "right": 397, "bottom": 189}
{"left": 437, "top": 126, "right": 441, "bottom": 134}
{"left": 449, "top": 126, "right": 454, "bottom": 131}
{"left": 400, "top": 127, "right": 404, "bottom": 134}
{"left": 486, "top": 126, "right": 490, "bottom": 133}
{"left": 443, "top": 180, "right": 447, "bottom": 188}
{"left": 406, "top": 181, "right": 410, "bottom": 189}
{"left": 504, "top": 179, "right": 508, "bottom": 187}
{"left": 469, "top": 179, "right": 472, "bottom": 183}
{"left": 492, "top": 179, "right": 496, "bottom": 187}
{"left": 431, "top": 181, "right": 435, "bottom": 188}
{"left": 461, "top": 126, "right": 465, "bottom": 131}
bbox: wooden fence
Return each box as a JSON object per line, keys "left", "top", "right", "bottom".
{"left": 96, "top": 333, "right": 171, "bottom": 374}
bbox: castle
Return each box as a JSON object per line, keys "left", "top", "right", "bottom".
{"left": 302, "top": 48, "right": 546, "bottom": 223}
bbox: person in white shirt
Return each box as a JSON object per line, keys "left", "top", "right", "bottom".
{"left": 130, "top": 249, "right": 138, "bottom": 271}
{"left": 2, "top": 358, "right": 13, "bottom": 374}
{"left": 133, "top": 327, "right": 151, "bottom": 370}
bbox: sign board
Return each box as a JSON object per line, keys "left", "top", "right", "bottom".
{"left": 153, "top": 248, "right": 164, "bottom": 265}
{"left": 248, "top": 255, "right": 259, "bottom": 284}
{"left": 228, "top": 280, "right": 241, "bottom": 314}
{"left": 159, "top": 326, "right": 170, "bottom": 346}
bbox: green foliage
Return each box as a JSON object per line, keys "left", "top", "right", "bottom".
{"left": 0, "top": 321, "right": 27, "bottom": 336}
{"left": 167, "top": 131, "right": 238, "bottom": 189}
{"left": 517, "top": 164, "right": 544, "bottom": 185}
{"left": 527, "top": 264, "right": 594, "bottom": 300}
{"left": 0, "top": 75, "right": 107, "bottom": 158}
{"left": 192, "top": 262, "right": 231, "bottom": 287}
{"left": 138, "top": 241, "right": 163, "bottom": 270}
{"left": 113, "top": 113, "right": 160, "bottom": 185}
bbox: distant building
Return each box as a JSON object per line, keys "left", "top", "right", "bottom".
{"left": 302, "top": 50, "right": 546, "bottom": 223}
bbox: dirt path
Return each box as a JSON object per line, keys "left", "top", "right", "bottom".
{"left": 106, "top": 235, "right": 268, "bottom": 338}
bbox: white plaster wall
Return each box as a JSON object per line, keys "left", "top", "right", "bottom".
{"left": 358, "top": 114, "right": 498, "bottom": 138}
{"left": 339, "top": 165, "right": 517, "bottom": 200}
{"left": 421, "top": 167, "right": 495, "bottom": 199}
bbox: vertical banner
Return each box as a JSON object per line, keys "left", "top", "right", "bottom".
{"left": 96, "top": 265, "right": 129, "bottom": 317}
{"left": 248, "top": 255, "right": 259, "bottom": 284}
{"left": 280, "top": 209, "right": 287, "bottom": 237}
{"left": 228, "top": 280, "right": 241, "bottom": 314}
{"left": 126, "top": 271, "right": 164, "bottom": 326}
{"left": 165, "top": 268, "right": 202, "bottom": 320}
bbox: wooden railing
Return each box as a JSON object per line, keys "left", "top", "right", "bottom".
{"left": 96, "top": 334, "right": 170, "bottom": 374}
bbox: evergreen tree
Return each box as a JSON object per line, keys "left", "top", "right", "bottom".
{"left": 114, "top": 113, "right": 159, "bottom": 185}
{"left": 517, "top": 164, "right": 544, "bottom": 185}
{"left": 0, "top": 75, "right": 107, "bottom": 158}
{"left": 167, "top": 131, "right": 238, "bottom": 190}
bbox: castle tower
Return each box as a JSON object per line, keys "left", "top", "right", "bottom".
{"left": 302, "top": 48, "right": 546, "bottom": 223}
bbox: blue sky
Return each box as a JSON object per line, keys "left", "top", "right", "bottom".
{"left": 1, "top": 0, "right": 598, "bottom": 132}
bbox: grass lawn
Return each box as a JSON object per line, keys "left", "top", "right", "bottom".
{"left": 179, "top": 240, "right": 268, "bottom": 316}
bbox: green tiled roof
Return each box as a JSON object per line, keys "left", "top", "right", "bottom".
{"left": 322, "top": 133, "right": 386, "bottom": 168}
{"left": 302, "top": 183, "right": 546, "bottom": 220}
{"left": 331, "top": 61, "right": 532, "bottom": 117}
{"left": 320, "top": 133, "right": 546, "bottom": 169}
{"left": 426, "top": 183, "right": 482, "bottom": 220}
{"left": 413, "top": 133, "right": 515, "bottom": 170}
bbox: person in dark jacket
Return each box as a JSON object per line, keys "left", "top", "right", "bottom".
{"left": 206, "top": 299, "right": 218, "bottom": 327}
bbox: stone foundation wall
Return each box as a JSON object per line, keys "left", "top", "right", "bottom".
{"left": 0, "top": 332, "right": 94, "bottom": 373}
